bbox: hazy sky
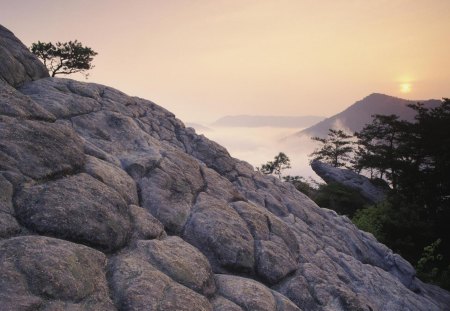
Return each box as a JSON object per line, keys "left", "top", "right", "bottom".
{"left": 2, "top": 0, "right": 450, "bottom": 123}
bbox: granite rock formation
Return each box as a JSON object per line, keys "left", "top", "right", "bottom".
{"left": 0, "top": 25, "right": 49, "bottom": 88}
{"left": 311, "top": 160, "right": 388, "bottom": 204}
{"left": 1, "top": 25, "right": 449, "bottom": 311}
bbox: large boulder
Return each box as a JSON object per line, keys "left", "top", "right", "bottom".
{"left": 84, "top": 155, "right": 139, "bottom": 205}
{"left": 214, "top": 274, "right": 297, "bottom": 311}
{"left": 0, "top": 174, "right": 20, "bottom": 238}
{"left": 311, "top": 159, "right": 388, "bottom": 203}
{"left": 129, "top": 237, "right": 216, "bottom": 296}
{"left": 14, "top": 173, "right": 132, "bottom": 252}
{"left": 0, "top": 115, "right": 85, "bottom": 180}
{"left": 108, "top": 254, "right": 212, "bottom": 311}
{"left": 0, "top": 80, "right": 55, "bottom": 121}
{"left": 129, "top": 205, "right": 165, "bottom": 240}
{"left": 0, "top": 236, "right": 115, "bottom": 310}
{"left": 0, "top": 25, "right": 49, "bottom": 87}
{"left": 183, "top": 194, "right": 255, "bottom": 273}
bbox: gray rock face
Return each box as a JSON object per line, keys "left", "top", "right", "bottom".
{"left": 1, "top": 24, "right": 450, "bottom": 311}
{"left": 0, "top": 173, "right": 20, "bottom": 238}
{"left": 108, "top": 254, "right": 212, "bottom": 311}
{"left": 0, "top": 115, "right": 85, "bottom": 180}
{"left": 311, "top": 159, "right": 388, "bottom": 203}
{"left": 0, "top": 236, "right": 115, "bottom": 310}
{"left": 0, "top": 80, "right": 55, "bottom": 121}
{"left": 131, "top": 237, "right": 216, "bottom": 296}
{"left": 215, "top": 274, "right": 298, "bottom": 311}
{"left": 183, "top": 194, "right": 255, "bottom": 273}
{"left": 0, "top": 25, "right": 49, "bottom": 87}
{"left": 14, "top": 173, "right": 132, "bottom": 252}
{"left": 212, "top": 296, "right": 244, "bottom": 311}
{"left": 138, "top": 149, "right": 205, "bottom": 234}
{"left": 231, "top": 201, "right": 299, "bottom": 284}
{"left": 84, "top": 155, "right": 139, "bottom": 205}
{"left": 129, "top": 204, "right": 165, "bottom": 240}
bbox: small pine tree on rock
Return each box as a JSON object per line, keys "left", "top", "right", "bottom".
{"left": 310, "top": 129, "right": 354, "bottom": 167}
{"left": 30, "top": 40, "right": 97, "bottom": 78}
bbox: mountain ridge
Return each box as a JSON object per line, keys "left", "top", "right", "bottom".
{"left": 296, "top": 93, "right": 441, "bottom": 138}
{"left": 213, "top": 114, "right": 325, "bottom": 128}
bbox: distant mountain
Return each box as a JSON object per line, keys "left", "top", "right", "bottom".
{"left": 296, "top": 93, "right": 441, "bottom": 138}
{"left": 185, "top": 122, "right": 213, "bottom": 132}
{"left": 212, "top": 115, "right": 325, "bottom": 128}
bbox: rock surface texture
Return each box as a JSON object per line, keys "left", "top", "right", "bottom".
{"left": 0, "top": 26, "right": 449, "bottom": 311}
{"left": 0, "top": 25, "right": 49, "bottom": 87}
{"left": 311, "top": 159, "right": 388, "bottom": 203}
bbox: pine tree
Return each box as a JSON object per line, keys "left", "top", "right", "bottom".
{"left": 310, "top": 129, "right": 354, "bottom": 167}
{"left": 30, "top": 40, "right": 97, "bottom": 78}
{"left": 259, "top": 152, "right": 291, "bottom": 179}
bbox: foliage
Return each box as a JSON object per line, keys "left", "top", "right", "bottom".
{"left": 352, "top": 204, "right": 387, "bottom": 241}
{"left": 310, "top": 129, "right": 354, "bottom": 167}
{"left": 30, "top": 40, "right": 97, "bottom": 78}
{"left": 314, "top": 182, "right": 367, "bottom": 218}
{"left": 354, "top": 99, "right": 450, "bottom": 259}
{"left": 262, "top": 100, "right": 450, "bottom": 288}
{"left": 406, "top": 100, "right": 450, "bottom": 214}
{"left": 354, "top": 114, "right": 408, "bottom": 188}
{"left": 283, "top": 175, "right": 317, "bottom": 197}
{"left": 308, "top": 99, "right": 450, "bottom": 288}
{"left": 416, "top": 239, "right": 450, "bottom": 290}
{"left": 258, "top": 152, "right": 291, "bottom": 179}
{"left": 284, "top": 176, "right": 367, "bottom": 218}
{"left": 352, "top": 197, "right": 432, "bottom": 261}
{"left": 355, "top": 99, "right": 450, "bottom": 198}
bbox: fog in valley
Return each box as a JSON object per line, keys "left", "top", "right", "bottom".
{"left": 190, "top": 124, "right": 320, "bottom": 180}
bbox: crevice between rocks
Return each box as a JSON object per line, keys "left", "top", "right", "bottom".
{"left": 19, "top": 164, "right": 85, "bottom": 188}
{"left": 104, "top": 256, "right": 123, "bottom": 311}
{"left": 192, "top": 166, "right": 208, "bottom": 205}
{"left": 0, "top": 112, "right": 55, "bottom": 123}
{"left": 157, "top": 284, "right": 172, "bottom": 311}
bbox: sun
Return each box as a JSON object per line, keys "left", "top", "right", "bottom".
{"left": 400, "top": 83, "right": 412, "bottom": 93}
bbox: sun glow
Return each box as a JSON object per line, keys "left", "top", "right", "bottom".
{"left": 400, "top": 83, "right": 412, "bottom": 93}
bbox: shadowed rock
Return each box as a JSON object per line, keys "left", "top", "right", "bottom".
{"left": 14, "top": 173, "right": 132, "bottom": 252}
{"left": 129, "top": 205, "right": 165, "bottom": 240}
{"left": 211, "top": 296, "right": 244, "bottom": 311}
{"left": 0, "top": 115, "right": 85, "bottom": 180}
{"left": 0, "top": 80, "right": 55, "bottom": 121}
{"left": 130, "top": 237, "right": 216, "bottom": 296}
{"left": 108, "top": 255, "right": 212, "bottom": 311}
{"left": 84, "top": 155, "right": 139, "bottom": 205}
{"left": 0, "top": 236, "right": 115, "bottom": 310}
{"left": 311, "top": 159, "right": 388, "bottom": 203}
{"left": 183, "top": 194, "right": 255, "bottom": 274}
{"left": 138, "top": 149, "right": 204, "bottom": 234}
{"left": 0, "top": 174, "right": 20, "bottom": 238}
{"left": 215, "top": 274, "right": 278, "bottom": 311}
{"left": 0, "top": 25, "right": 49, "bottom": 87}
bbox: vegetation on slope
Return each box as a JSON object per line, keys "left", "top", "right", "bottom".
{"left": 260, "top": 98, "right": 450, "bottom": 289}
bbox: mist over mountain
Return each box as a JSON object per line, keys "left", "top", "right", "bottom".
{"left": 185, "top": 122, "right": 213, "bottom": 132}
{"left": 296, "top": 93, "right": 441, "bottom": 138}
{"left": 213, "top": 115, "right": 325, "bottom": 128}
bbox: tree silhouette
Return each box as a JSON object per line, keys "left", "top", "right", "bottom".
{"left": 310, "top": 129, "right": 354, "bottom": 167}
{"left": 30, "top": 40, "right": 97, "bottom": 78}
{"left": 259, "top": 152, "right": 291, "bottom": 179}
{"left": 354, "top": 114, "right": 407, "bottom": 188}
